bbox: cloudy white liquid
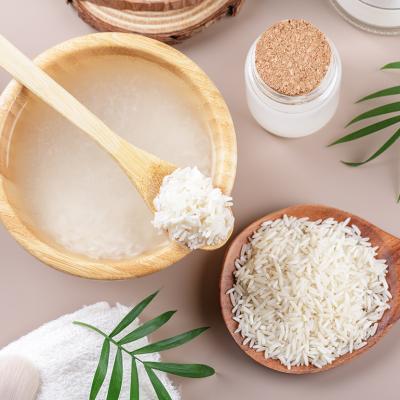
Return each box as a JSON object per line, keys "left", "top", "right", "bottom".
{"left": 8, "top": 55, "right": 211, "bottom": 260}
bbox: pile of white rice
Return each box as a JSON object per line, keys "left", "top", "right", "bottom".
{"left": 152, "top": 167, "right": 234, "bottom": 249}
{"left": 227, "top": 215, "right": 391, "bottom": 369}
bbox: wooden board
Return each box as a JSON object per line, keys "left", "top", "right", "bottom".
{"left": 70, "top": 0, "right": 244, "bottom": 43}
{"left": 76, "top": 0, "right": 204, "bottom": 12}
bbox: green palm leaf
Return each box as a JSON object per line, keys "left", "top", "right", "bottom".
{"left": 347, "top": 102, "right": 400, "bottom": 126}
{"left": 132, "top": 327, "right": 209, "bottom": 355}
{"left": 74, "top": 321, "right": 109, "bottom": 338}
{"left": 106, "top": 348, "right": 123, "bottom": 400}
{"left": 382, "top": 61, "right": 400, "bottom": 70}
{"left": 75, "top": 291, "right": 215, "bottom": 400}
{"left": 110, "top": 291, "right": 159, "bottom": 338}
{"left": 145, "top": 366, "right": 172, "bottom": 400}
{"left": 329, "top": 116, "right": 400, "bottom": 146}
{"left": 357, "top": 86, "right": 400, "bottom": 103}
{"left": 118, "top": 311, "right": 176, "bottom": 345}
{"left": 342, "top": 128, "right": 400, "bottom": 167}
{"left": 89, "top": 339, "right": 110, "bottom": 400}
{"left": 130, "top": 358, "right": 139, "bottom": 400}
{"left": 144, "top": 362, "right": 215, "bottom": 378}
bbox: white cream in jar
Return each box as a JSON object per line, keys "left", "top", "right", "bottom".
{"left": 244, "top": 19, "right": 342, "bottom": 138}
{"left": 331, "top": 0, "right": 400, "bottom": 35}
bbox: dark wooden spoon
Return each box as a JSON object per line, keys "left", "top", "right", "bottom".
{"left": 220, "top": 204, "right": 400, "bottom": 374}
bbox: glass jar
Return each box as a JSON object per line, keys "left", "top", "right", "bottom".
{"left": 244, "top": 38, "right": 342, "bottom": 138}
{"left": 331, "top": 0, "right": 400, "bottom": 35}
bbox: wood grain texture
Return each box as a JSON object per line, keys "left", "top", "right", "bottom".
{"left": 70, "top": 0, "right": 244, "bottom": 43}
{"left": 74, "top": 0, "right": 204, "bottom": 12}
{"left": 220, "top": 204, "right": 400, "bottom": 374}
{"left": 0, "top": 33, "right": 237, "bottom": 280}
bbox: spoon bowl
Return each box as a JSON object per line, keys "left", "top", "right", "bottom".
{"left": 0, "top": 35, "right": 234, "bottom": 252}
{"left": 220, "top": 204, "right": 400, "bottom": 374}
{"left": 0, "top": 33, "right": 237, "bottom": 279}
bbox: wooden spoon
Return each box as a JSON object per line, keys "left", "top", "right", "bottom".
{"left": 0, "top": 35, "right": 232, "bottom": 250}
{"left": 220, "top": 204, "right": 400, "bottom": 374}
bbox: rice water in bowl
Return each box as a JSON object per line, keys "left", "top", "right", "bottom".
{"left": 0, "top": 33, "right": 237, "bottom": 279}
{"left": 9, "top": 58, "right": 210, "bottom": 259}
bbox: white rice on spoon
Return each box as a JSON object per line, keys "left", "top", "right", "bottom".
{"left": 152, "top": 167, "right": 233, "bottom": 249}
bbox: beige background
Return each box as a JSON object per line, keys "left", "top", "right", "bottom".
{"left": 1, "top": 1, "right": 400, "bottom": 399}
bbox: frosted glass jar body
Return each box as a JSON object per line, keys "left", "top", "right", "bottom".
{"left": 244, "top": 41, "right": 342, "bottom": 138}
{"left": 331, "top": 0, "right": 400, "bottom": 35}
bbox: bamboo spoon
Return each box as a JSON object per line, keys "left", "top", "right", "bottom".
{"left": 0, "top": 35, "right": 232, "bottom": 250}
{"left": 220, "top": 204, "right": 400, "bottom": 374}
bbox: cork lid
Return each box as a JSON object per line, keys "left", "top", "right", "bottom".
{"left": 255, "top": 19, "right": 332, "bottom": 96}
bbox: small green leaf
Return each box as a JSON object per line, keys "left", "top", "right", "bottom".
{"left": 382, "top": 61, "right": 400, "bottom": 70}
{"left": 118, "top": 311, "right": 176, "bottom": 345}
{"left": 106, "top": 348, "right": 123, "bottom": 400}
{"left": 89, "top": 339, "right": 110, "bottom": 400}
{"left": 347, "top": 102, "right": 400, "bottom": 126}
{"left": 144, "top": 362, "right": 215, "bottom": 378}
{"left": 110, "top": 290, "right": 159, "bottom": 338}
{"left": 357, "top": 86, "right": 400, "bottom": 103}
{"left": 342, "top": 127, "right": 400, "bottom": 167}
{"left": 132, "top": 327, "right": 209, "bottom": 355}
{"left": 130, "top": 358, "right": 139, "bottom": 400}
{"left": 74, "top": 321, "right": 109, "bottom": 339}
{"left": 329, "top": 116, "right": 400, "bottom": 146}
{"left": 145, "top": 366, "right": 172, "bottom": 400}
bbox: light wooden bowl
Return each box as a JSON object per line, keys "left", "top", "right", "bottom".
{"left": 0, "top": 33, "right": 237, "bottom": 280}
{"left": 220, "top": 205, "right": 400, "bottom": 374}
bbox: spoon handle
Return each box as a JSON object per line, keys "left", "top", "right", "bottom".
{"left": 0, "top": 35, "right": 175, "bottom": 209}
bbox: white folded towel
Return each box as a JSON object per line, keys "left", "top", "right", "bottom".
{"left": 0, "top": 302, "right": 181, "bottom": 400}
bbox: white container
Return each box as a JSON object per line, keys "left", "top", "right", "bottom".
{"left": 331, "top": 0, "right": 400, "bottom": 35}
{"left": 244, "top": 39, "right": 342, "bottom": 138}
